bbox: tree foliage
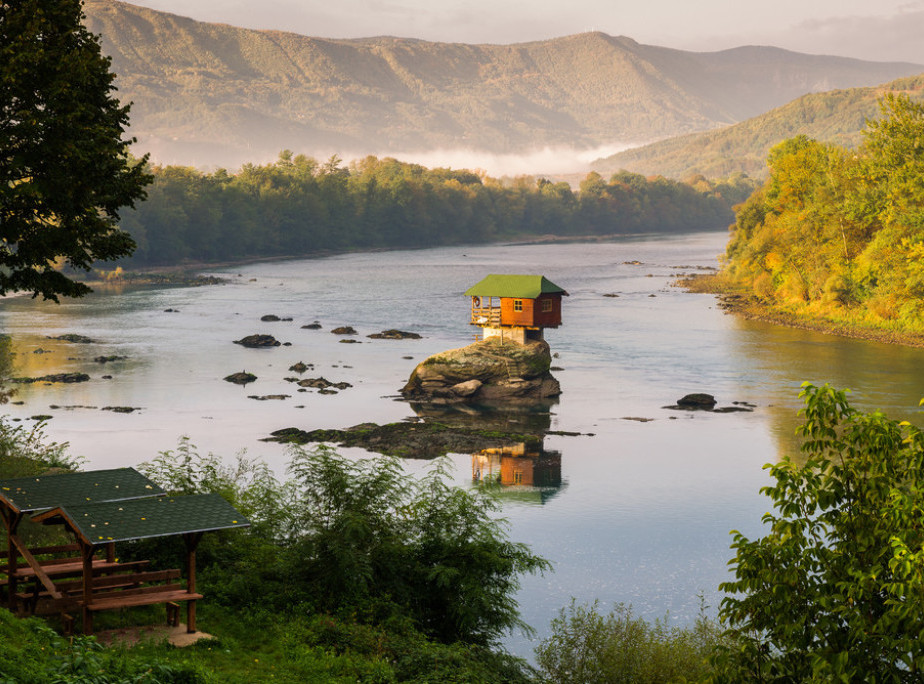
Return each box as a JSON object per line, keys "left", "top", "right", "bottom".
{"left": 135, "top": 442, "right": 549, "bottom": 648}
{"left": 722, "top": 94, "right": 924, "bottom": 328}
{"left": 0, "top": 0, "right": 150, "bottom": 300}
{"left": 536, "top": 600, "right": 723, "bottom": 684}
{"left": 713, "top": 383, "right": 924, "bottom": 681}
{"left": 117, "top": 153, "right": 751, "bottom": 266}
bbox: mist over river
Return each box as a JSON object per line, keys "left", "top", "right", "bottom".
{"left": 4, "top": 231, "right": 924, "bottom": 658}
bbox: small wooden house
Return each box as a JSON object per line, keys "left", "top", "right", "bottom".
{"left": 464, "top": 274, "right": 568, "bottom": 344}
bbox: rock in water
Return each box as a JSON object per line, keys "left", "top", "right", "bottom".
{"left": 676, "top": 393, "right": 717, "bottom": 409}
{"left": 224, "top": 371, "right": 257, "bottom": 385}
{"left": 400, "top": 337, "right": 560, "bottom": 404}
{"left": 233, "top": 334, "right": 280, "bottom": 348}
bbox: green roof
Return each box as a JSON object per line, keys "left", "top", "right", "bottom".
{"left": 0, "top": 468, "right": 165, "bottom": 514}
{"left": 464, "top": 274, "right": 568, "bottom": 299}
{"left": 33, "top": 493, "right": 250, "bottom": 545}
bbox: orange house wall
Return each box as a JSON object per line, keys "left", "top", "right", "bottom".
{"left": 498, "top": 295, "right": 562, "bottom": 328}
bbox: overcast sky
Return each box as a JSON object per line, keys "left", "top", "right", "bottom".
{"left": 123, "top": 0, "right": 924, "bottom": 64}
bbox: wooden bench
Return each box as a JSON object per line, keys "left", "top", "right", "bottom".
{"left": 16, "top": 567, "right": 174, "bottom": 616}
{"left": 80, "top": 581, "right": 203, "bottom": 635}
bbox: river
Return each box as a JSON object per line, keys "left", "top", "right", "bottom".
{"left": 3, "top": 230, "right": 924, "bottom": 658}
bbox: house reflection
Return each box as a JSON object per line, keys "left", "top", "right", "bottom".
{"left": 472, "top": 441, "right": 564, "bottom": 504}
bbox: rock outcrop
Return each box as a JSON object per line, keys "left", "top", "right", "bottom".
{"left": 400, "top": 337, "right": 560, "bottom": 404}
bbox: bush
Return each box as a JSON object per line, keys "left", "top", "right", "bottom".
{"left": 137, "top": 442, "right": 549, "bottom": 646}
{"left": 535, "top": 600, "right": 722, "bottom": 684}
{"left": 713, "top": 383, "right": 924, "bottom": 681}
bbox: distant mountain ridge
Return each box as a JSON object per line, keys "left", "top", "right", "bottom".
{"left": 592, "top": 75, "right": 924, "bottom": 180}
{"left": 83, "top": 0, "right": 924, "bottom": 169}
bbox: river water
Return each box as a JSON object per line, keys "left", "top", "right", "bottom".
{"left": 3, "top": 230, "right": 924, "bottom": 658}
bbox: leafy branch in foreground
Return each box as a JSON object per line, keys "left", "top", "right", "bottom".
{"left": 712, "top": 383, "right": 924, "bottom": 681}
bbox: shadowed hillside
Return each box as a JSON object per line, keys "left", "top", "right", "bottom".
{"left": 83, "top": 0, "right": 922, "bottom": 169}
{"left": 593, "top": 74, "right": 924, "bottom": 180}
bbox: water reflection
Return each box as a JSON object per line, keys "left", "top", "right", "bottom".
{"left": 408, "top": 399, "right": 566, "bottom": 503}
{"left": 408, "top": 400, "right": 555, "bottom": 434}
{"left": 729, "top": 317, "right": 924, "bottom": 464}
{"left": 471, "top": 441, "right": 564, "bottom": 505}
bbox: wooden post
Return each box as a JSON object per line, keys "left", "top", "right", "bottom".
{"left": 183, "top": 532, "right": 203, "bottom": 633}
{"left": 3, "top": 511, "right": 22, "bottom": 613}
{"left": 80, "top": 542, "right": 95, "bottom": 635}
{"left": 106, "top": 542, "right": 116, "bottom": 563}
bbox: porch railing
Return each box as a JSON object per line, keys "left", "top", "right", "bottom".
{"left": 471, "top": 305, "right": 501, "bottom": 326}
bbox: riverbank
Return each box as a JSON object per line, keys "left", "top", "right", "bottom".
{"left": 679, "top": 273, "right": 924, "bottom": 348}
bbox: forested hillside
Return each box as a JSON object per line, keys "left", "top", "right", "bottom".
{"left": 594, "top": 75, "right": 924, "bottom": 180}
{"left": 117, "top": 155, "right": 754, "bottom": 266}
{"left": 82, "top": 0, "right": 922, "bottom": 168}
{"left": 716, "top": 94, "right": 924, "bottom": 334}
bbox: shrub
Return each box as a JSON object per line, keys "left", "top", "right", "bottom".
{"left": 535, "top": 600, "right": 722, "bottom": 684}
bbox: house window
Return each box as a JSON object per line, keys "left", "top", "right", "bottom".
{"left": 513, "top": 299, "right": 523, "bottom": 312}
{"left": 513, "top": 471, "right": 523, "bottom": 484}
{"left": 541, "top": 299, "right": 553, "bottom": 312}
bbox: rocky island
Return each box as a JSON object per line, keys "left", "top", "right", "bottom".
{"left": 400, "top": 337, "right": 560, "bottom": 404}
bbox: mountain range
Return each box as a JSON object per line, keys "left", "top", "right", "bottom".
{"left": 591, "top": 74, "right": 924, "bottom": 179}
{"left": 84, "top": 0, "right": 923, "bottom": 171}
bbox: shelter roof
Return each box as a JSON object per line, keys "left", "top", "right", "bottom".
{"left": 464, "top": 274, "right": 568, "bottom": 298}
{"left": 0, "top": 468, "right": 165, "bottom": 515}
{"left": 32, "top": 493, "right": 250, "bottom": 545}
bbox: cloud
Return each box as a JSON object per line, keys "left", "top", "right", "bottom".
{"left": 682, "top": 7, "right": 924, "bottom": 64}
{"left": 788, "top": 9, "right": 924, "bottom": 63}
{"left": 369, "top": 144, "right": 638, "bottom": 177}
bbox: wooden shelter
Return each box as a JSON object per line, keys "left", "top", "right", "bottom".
{"left": 0, "top": 468, "right": 248, "bottom": 634}
{"left": 464, "top": 274, "right": 568, "bottom": 344}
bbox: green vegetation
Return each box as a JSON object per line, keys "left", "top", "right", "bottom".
{"left": 535, "top": 600, "right": 723, "bottom": 684}
{"left": 713, "top": 383, "right": 924, "bottom": 680}
{"left": 595, "top": 76, "right": 924, "bottom": 181}
{"left": 0, "top": 0, "right": 151, "bottom": 300}
{"left": 116, "top": 154, "right": 749, "bottom": 266}
{"left": 712, "top": 93, "right": 924, "bottom": 337}
{"left": 127, "top": 440, "right": 550, "bottom": 648}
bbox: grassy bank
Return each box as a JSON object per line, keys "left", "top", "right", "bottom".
{"left": 679, "top": 273, "right": 924, "bottom": 348}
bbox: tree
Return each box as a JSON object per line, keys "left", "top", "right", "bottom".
{"left": 0, "top": 0, "right": 151, "bottom": 300}
{"left": 713, "top": 384, "right": 924, "bottom": 681}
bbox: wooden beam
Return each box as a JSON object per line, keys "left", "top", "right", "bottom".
{"left": 9, "top": 534, "right": 63, "bottom": 600}
{"left": 2, "top": 509, "right": 19, "bottom": 612}
{"left": 80, "top": 542, "right": 94, "bottom": 635}
{"left": 183, "top": 532, "right": 203, "bottom": 633}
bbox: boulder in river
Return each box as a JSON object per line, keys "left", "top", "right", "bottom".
{"left": 367, "top": 329, "right": 422, "bottom": 340}
{"left": 233, "top": 334, "right": 281, "bottom": 348}
{"left": 676, "top": 393, "right": 717, "bottom": 409}
{"left": 401, "top": 337, "right": 560, "bottom": 405}
{"left": 224, "top": 371, "right": 257, "bottom": 385}
{"left": 331, "top": 326, "right": 357, "bottom": 335}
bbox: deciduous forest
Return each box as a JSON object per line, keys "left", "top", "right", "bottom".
{"left": 720, "top": 94, "right": 924, "bottom": 333}
{"left": 117, "top": 154, "right": 755, "bottom": 266}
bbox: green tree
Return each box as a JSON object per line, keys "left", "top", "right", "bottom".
{"left": 713, "top": 384, "right": 924, "bottom": 681}
{"left": 0, "top": 0, "right": 151, "bottom": 300}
